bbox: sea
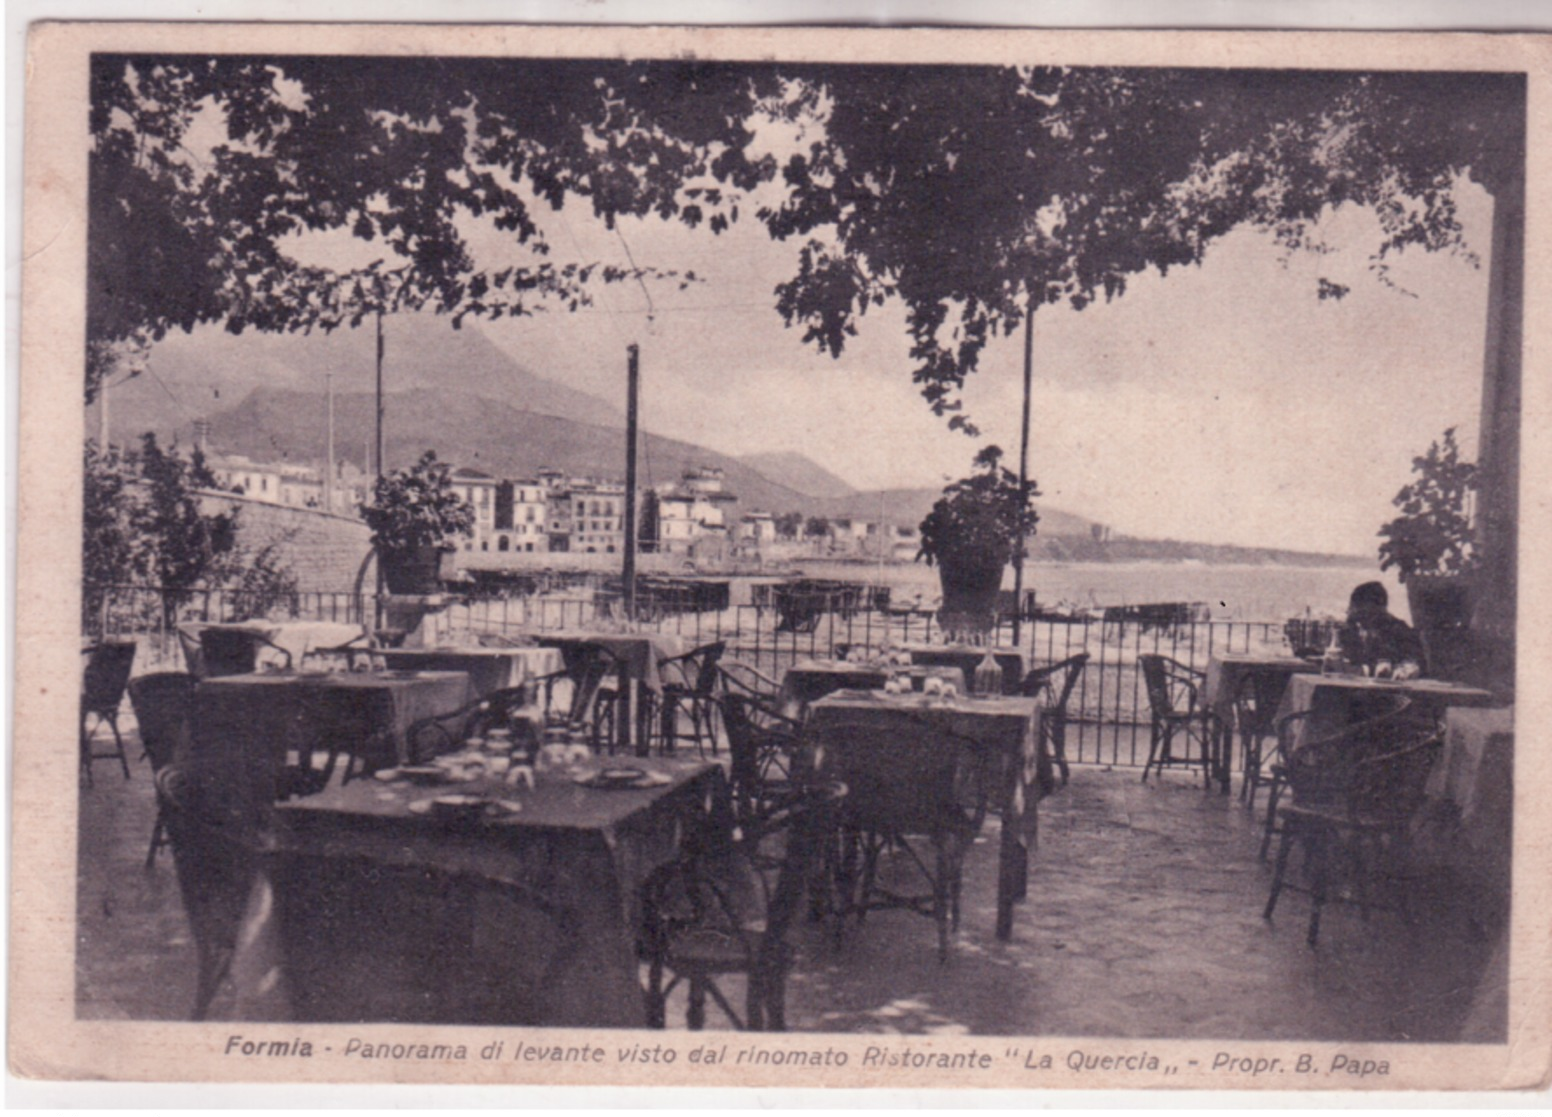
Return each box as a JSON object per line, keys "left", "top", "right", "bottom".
{"left": 787, "top": 558, "right": 1400, "bottom": 626}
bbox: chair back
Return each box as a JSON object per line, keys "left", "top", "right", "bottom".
{"left": 200, "top": 629, "right": 262, "bottom": 677}
{"left": 1139, "top": 654, "right": 1195, "bottom": 719}
{"left": 564, "top": 643, "right": 623, "bottom": 725}
{"left": 688, "top": 642, "right": 727, "bottom": 697}
{"left": 154, "top": 762, "right": 265, "bottom": 1018}
{"left": 814, "top": 720, "right": 988, "bottom": 838}
{"left": 1282, "top": 694, "right": 1415, "bottom": 809}
{"left": 1233, "top": 669, "right": 1293, "bottom": 738}
{"left": 1021, "top": 653, "right": 1089, "bottom": 715}
{"left": 720, "top": 695, "right": 809, "bottom": 829}
{"left": 127, "top": 672, "right": 196, "bottom": 771}
{"left": 82, "top": 641, "right": 137, "bottom": 715}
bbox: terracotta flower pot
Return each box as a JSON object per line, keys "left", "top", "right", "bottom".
{"left": 379, "top": 545, "right": 445, "bottom": 595}
{"left": 937, "top": 556, "right": 1005, "bottom": 639}
{"left": 1406, "top": 574, "right": 1475, "bottom": 680}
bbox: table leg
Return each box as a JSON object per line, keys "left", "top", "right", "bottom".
{"left": 995, "top": 777, "right": 1035, "bottom": 940}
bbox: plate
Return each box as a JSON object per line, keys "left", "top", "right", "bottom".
{"left": 574, "top": 767, "right": 672, "bottom": 790}
{"left": 393, "top": 765, "right": 448, "bottom": 785}
{"left": 406, "top": 794, "right": 522, "bottom": 822}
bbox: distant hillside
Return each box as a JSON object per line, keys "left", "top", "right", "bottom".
{"left": 806, "top": 487, "right": 1100, "bottom": 538}
{"left": 739, "top": 452, "right": 857, "bottom": 500}
{"left": 105, "top": 318, "right": 625, "bottom": 441}
{"left": 194, "top": 385, "right": 821, "bottom": 516}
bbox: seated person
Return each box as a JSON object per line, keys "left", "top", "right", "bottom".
{"left": 1339, "top": 581, "right": 1425, "bottom": 677}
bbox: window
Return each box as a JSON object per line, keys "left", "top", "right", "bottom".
{"left": 498, "top": 535, "right": 510, "bottom": 552}
{"left": 481, "top": 540, "right": 489, "bottom": 551}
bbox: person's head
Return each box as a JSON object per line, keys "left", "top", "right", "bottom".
{"left": 1348, "top": 581, "right": 1389, "bottom": 622}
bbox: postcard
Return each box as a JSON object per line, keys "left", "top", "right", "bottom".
{"left": 13, "top": 18, "right": 1551, "bottom": 1093}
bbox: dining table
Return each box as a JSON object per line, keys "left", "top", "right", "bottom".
{"left": 1422, "top": 705, "right": 1515, "bottom": 899}
{"left": 227, "top": 756, "right": 728, "bottom": 1027}
{"left": 534, "top": 631, "right": 688, "bottom": 753}
{"left": 177, "top": 620, "right": 367, "bottom": 677}
{"left": 779, "top": 658, "right": 968, "bottom": 711}
{"left": 1201, "top": 653, "right": 1320, "bottom": 792}
{"left": 806, "top": 688, "right": 1054, "bottom": 941}
{"left": 1274, "top": 672, "right": 1499, "bottom": 749}
{"left": 898, "top": 644, "right": 1027, "bottom": 696}
{"left": 375, "top": 645, "right": 566, "bottom": 700}
{"left": 190, "top": 669, "right": 474, "bottom": 796}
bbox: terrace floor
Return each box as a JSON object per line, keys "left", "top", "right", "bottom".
{"left": 76, "top": 728, "right": 1506, "bottom": 1043}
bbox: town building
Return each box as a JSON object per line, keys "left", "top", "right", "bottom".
{"left": 656, "top": 466, "right": 738, "bottom": 557}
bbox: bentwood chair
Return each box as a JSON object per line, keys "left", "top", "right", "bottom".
{"left": 1139, "top": 654, "right": 1212, "bottom": 786}
{"left": 639, "top": 778, "right": 845, "bottom": 1030}
{"left": 1020, "top": 653, "right": 1090, "bottom": 786}
{"left": 127, "top": 672, "right": 197, "bottom": 868}
{"left": 818, "top": 721, "right": 992, "bottom": 962}
{"left": 80, "top": 640, "right": 138, "bottom": 785}
{"left": 1262, "top": 697, "right": 1440, "bottom": 946}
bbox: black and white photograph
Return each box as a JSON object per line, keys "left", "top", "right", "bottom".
{"left": 12, "top": 17, "right": 1549, "bottom": 1092}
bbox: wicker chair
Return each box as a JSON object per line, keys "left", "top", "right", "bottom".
{"left": 1262, "top": 697, "right": 1440, "bottom": 946}
{"left": 153, "top": 762, "right": 265, "bottom": 1019}
{"left": 532, "top": 643, "right": 623, "bottom": 750}
{"left": 127, "top": 672, "right": 197, "bottom": 868}
{"left": 405, "top": 685, "right": 543, "bottom": 765}
{"left": 1020, "top": 653, "right": 1090, "bottom": 786}
{"left": 80, "top": 640, "right": 138, "bottom": 785}
{"left": 639, "top": 778, "right": 845, "bottom": 1030}
{"left": 1139, "top": 654, "right": 1213, "bottom": 786}
{"left": 653, "top": 642, "right": 727, "bottom": 756}
{"left": 817, "top": 721, "right": 992, "bottom": 962}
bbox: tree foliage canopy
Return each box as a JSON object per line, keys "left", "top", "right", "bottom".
{"left": 90, "top": 56, "right": 1522, "bottom": 427}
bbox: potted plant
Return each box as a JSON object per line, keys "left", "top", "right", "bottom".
{"left": 1377, "top": 427, "right": 1478, "bottom": 676}
{"left": 362, "top": 451, "right": 476, "bottom": 595}
{"left": 917, "top": 446, "right": 1039, "bottom": 639}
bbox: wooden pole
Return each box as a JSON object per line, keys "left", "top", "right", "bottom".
{"left": 1012, "top": 301, "right": 1034, "bottom": 649}
{"left": 324, "top": 369, "right": 335, "bottom": 514}
{"left": 623, "top": 343, "right": 640, "bottom": 620}
{"left": 374, "top": 310, "right": 385, "bottom": 628}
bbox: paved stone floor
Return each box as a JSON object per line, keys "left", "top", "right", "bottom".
{"left": 77, "top": 729, "right": 1504, "bottom": 1041}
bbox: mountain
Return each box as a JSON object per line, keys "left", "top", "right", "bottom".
{"left": 804, "top": 487, "right": 1100, "bottom": 538}
{"left": 196, "top": 385, "right": 822, "bottom": 516}
{"left": 104, "top": 318, "right": 625, "bottom": 441}
{"left": 739, "top": 452, "right": 857, "bottom": 500}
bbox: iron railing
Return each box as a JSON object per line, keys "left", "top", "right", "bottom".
{"left": 87, "top": 582, "right": 1301, "bottom": 770}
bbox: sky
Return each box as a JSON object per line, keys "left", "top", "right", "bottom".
{"left": 204, "top": 64, "right": 1498, "bottom": 560}
{"left": 449, "top": 177, "right": 1492, "bottom": 557}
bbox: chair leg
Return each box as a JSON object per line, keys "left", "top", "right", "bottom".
{"left": 643, "top": 957, "right": 667, "bottom": 1028}
{"left": 1141, "top": 723, "right": 1163, "bottom": 783}
{"left": 145, "top": 808, "right": 167, "bottom": 871}
{"left": 1263, "top": 821, "right": 1296, "bottom": 921}
{"left": 1051, "top": 720, "right": 1070, "bottom": 786}
{"left": 79, "top": 716, "right": 95, "bottom": 789}
{"left": 109, "top": 716, "right": 131, "bottom": 779}
{"left": 1258, "top": 777, "right": 1284, "bottom": 863}
{"left": 934, "top": 839, "right": 951, "bottom": 964}
{"left": 1306, "top": 827, "right": 1331, "bottom": 948}
{"left": 687, "top": 978, "right": 707, "bottom": 1030}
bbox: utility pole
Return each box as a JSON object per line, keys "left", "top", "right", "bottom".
{"left": 1012, "top": 301, "right": 1035, "bottom": 649}
{"left": 324, "top": 369, "right": 335, "bottom": 514}
{"left": 375, "top": 310, "right": 385, "bottom": 486}
{"left": 97, "top": 377, "right": 109, "bottom": 449}
{"left": 374, "top": 310, "right": 386, "bottom": 628}
{"left": 623, "top": 343, "right": 640, "bottom": 621}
